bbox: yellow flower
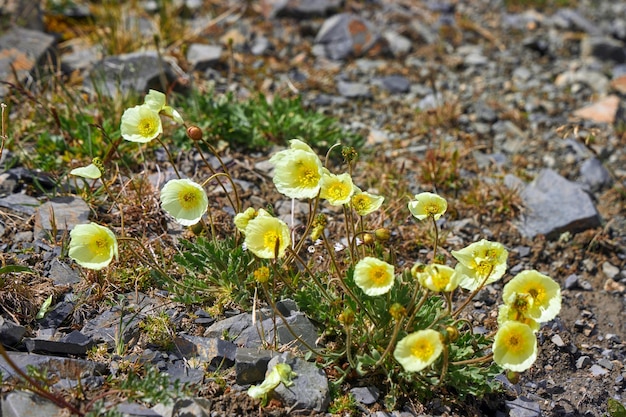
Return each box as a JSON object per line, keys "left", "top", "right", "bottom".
{"left": 353, "top": 257, "right": 395, "bottom": 296}
{"left": 493, "top": 320, "right": 537, "bottom": 372}
{"left": 120, "top": 104, "right": 163, "bottom": 143}
{"left": 68, "top": 223, "right": 118, "bottom": 270}
{"left": 394, "top": 329, "right": 444, "bottom": 372}
{"left": 244, "top": 215, "right": 291, "bottom": 259}
{"left": 502, "top": 270, "right": 561, "bottom": 323}
{"left": 269, "top": 141, "right": 323, "bottom": 199}
{"left": 253, "top": 266, "right": 270, "bottom": 283}
{"left": 497, "top": 304, "right": 540, "bottom": 332}
{"left": 70, "top": 163, "right": 102, "bottom": 179}
{"left": 451, "top": 239, "right": 508, "bottom": 291}
{"left": 408, "top": 192, "right": 447, "bottom": 221}
{"left": 416, "top": 264, "right": 458, "bottom": 292}
{"left": 160, "top": 179, "right": 209, "bottom": 226}
{"left": 248, "top": 363, "right": 296, "bottom": 402}
{"left": 144, "top": 89, "right": 184, "bottom": 124}
{"left": 351, "top": 187, "right": 384, "bottom": 216}
{"left": 320, "top": 172, "right": 355, "bottom": 206}
{"left": 235, "top": 208, "right": 272, "bottom": 234}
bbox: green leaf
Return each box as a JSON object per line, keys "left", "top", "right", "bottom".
{"left": 0, "top": 265, "right": 35, "bottom": 274}
{"left": 608, "top": 399, "right": 626, "bottom": 417}
{"left": 36, "top": 295, "right": 53, "bottom": 319}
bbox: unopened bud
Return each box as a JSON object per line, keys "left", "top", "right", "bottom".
{"left": 186, "top": 125, "right": 203, "bottom": 141}
{"left": 389, "top": 303, "right": 406, "bottom": 321}
{"left": 410, "top": 263, "right": 426, "bottom": 278}
{"left": 362, "top": 233, "right": 375, "bottom": 245}
{"left": 338, "top": 309, "right": 355, "bottom": 326}
{"left": 445, "top": 325, "right": 459, "bottom": 342}
{"left": 374, "top": 228, "right": 391, "bottom": 241}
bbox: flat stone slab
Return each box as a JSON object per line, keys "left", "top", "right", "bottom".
{"left": 515, "top": 168, "right": 601, "bottom": 239}
{"left": 0, "top": 26, "right": 56, "bottom": 98}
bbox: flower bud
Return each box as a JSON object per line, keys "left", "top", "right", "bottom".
{"left": 374, "top": 228, "right": 391, "bottom": 241}
{"left": 186, "top": 125, "right": 203, "bottom": 141}
{"left": 389, "top": 303, "right": 406, "bottom": 321}
{"left": 253, "top": 266, "right": 270, "bottom": 283}
{"left": 338, "top": 309, "right": 355, "bottom": 326}
{"left": 444, "top": 325, "right": 459, "bottom": 342}
{"left": 362, "top": 233, "right": 375, "bottom": 245}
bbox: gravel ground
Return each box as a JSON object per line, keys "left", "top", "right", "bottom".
{"left": 1, "top": 0, "right": 625, "bottom": 416}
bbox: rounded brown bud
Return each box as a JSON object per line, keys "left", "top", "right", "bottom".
{"left": 186, "top": 125, "right": 203, "bottom": 141}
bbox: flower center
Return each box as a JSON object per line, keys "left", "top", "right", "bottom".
{"left": 506, "top": 334, "right": 522, "bottom": 352}
{"left": 138, "top": 117, "right": 158, "bottom": 137}
{"left": 528, "top": 287, "right": 544, "bottom": 303}
{"left": 425, "top": 203, "right": 440, "bottom": 215}
{"left": 369, "top": 266, "right": 388, "bottom": 285}
{"left": 352, "top": 195, "right": 367, "bottom": 211}
{"left": 297, "top": 165, "right": 319, "bottom": 187}
{"left": 264, "top": 231, "right": 281, "bottom": 252}
{"left": 178, "top": 190, "right": 198, "bottom": 209}
{"left": 475, "top": 260, "right": 493, "bottom": 277}
{"left": 91, "top": 237, "right": 108, "bottom": 256}
{"left": 411, "top": 339, "right": 435, "bottom": 361}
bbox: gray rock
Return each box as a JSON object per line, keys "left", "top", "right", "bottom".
{"left": 204, "top": 312, "right": 253, "bottom": 341}
{"left": 0, "top": 193, "right": 40, "bottom": 216}
{"left": 337, "top": 80, "right": 371, "bottom": 98}
{"left": 564, "top": 274, "right": 580, "bottom": 290}
{"left": 576, "top": 355, "right": 591, "bottom": 369}
{"left": 24, "top": 330, "right": 94, "bottom": 355}
{"left": 315, "top": 13, "right": 380, "bottom": 60}
{"left": 505, "top": 396, "right": 541, "bottom": 417}
{"left": 581, "top": 36, "right": 626, "bottom": 64}
{"left": 171, "top": 397, "right": 212, "bottom": 417}
{"left": 238, "top": 311, "right": 319, "bottom": 352}
{"left": 552, "top": 8, "right": 602, "bottom": 35}
{"left": 261, "top": 0, "right": 342, "bottom": 19}
{"left": 61, "top": 45, "right": 102, "bottom": 73}
{"left": 251, "top": 35, "right": 271, "bottom": 55}
{"left": 516, "top": 169, "right": 602, "bottom": 239}
{"left": 0, "top": 316, "right": 26, "bottom": 346}
{"left": 0, "top": 351, "right": 106, "bottom": 380}
{"left": 382, "top": 30, "right": 412, "bottom": 57}
{"left": 186, "top": 44, "right": 223, "bottom": 71}
{"left": 378, "top": 75, "right": 411, "bottom": 94}
{"left": 235, "top": 347, "right": 278, "bottom": 384}
{"left": 1, "top": 390, "right": 63, "bottom": 417}
{"left": 115, "top": 401, "right": 162, "bottom": 417}
{"left": 602, "top": 261, "right": 620, "bottom": 279}
{"left": 579, "top": 157, "right": 612, "bottom": 192}
{"left": 34, "top": 196, "right": 90, "bottom": 235}
{"left": 47, "top": 259, "right": 81, "bottom": 286}
{"left": 590, "top": 364, "right": 609, "bottom": 376}
{"left": 82, "top": 308, "right": 143, "bottom": 349}
{"left": 85, "top": 51, "right": 189, "bottom": 98}
{"left": 0, "top": 27, "right": 56, "bottom": 98}
{"left": 551, "top": 334, "right": 565, "bottom": 347}
{"left": 350, "top": 386, "right": 380, "bottom": 405}
{"left": 38, "top": 301, "right": 75, "bottom": 329}
{"left": 268, "top": 352, "right": 330, "bottom": 412}
{"left": 173, "top": 335, "right": 237, "bottom": 370}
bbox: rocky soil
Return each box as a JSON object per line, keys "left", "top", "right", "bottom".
{"left": 0, "top": 0, "right": 625, "bottom": 416}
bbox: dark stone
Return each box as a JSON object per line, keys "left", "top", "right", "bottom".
{"left": 0, "top": 317, "right": 26, "bottom": 346}
{"left": 38, "top": 301, "right": 75, "bottom": 329}
{"left": 0, "top": 27, "right": 55, "bottom": 98}
{"left": 261, "top": 0, "right": 342, "bottom": 19}
{"left": 315, "top": 13, "right": 380, "bottom": 60}
{"left": 235, "top": 347, "right": 278, "bottom": 384}
{"left": 516, "top": 169, "right": 602, "bottom": 239}
{"left": 84, "top": 51, "right": 189, "bottom": 98}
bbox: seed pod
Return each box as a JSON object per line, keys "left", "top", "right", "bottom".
{"left": 186, "top": 125, "right": 203, "bottom": 141}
